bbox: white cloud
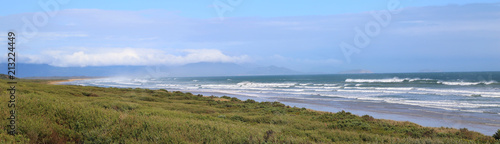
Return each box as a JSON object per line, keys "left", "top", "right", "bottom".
{"left": 23, "top": 48, "right": 249, "bottom": 67}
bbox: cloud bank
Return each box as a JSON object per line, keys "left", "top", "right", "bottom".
{"left": 23, "top": 48, "right": 249, "bottom": 67}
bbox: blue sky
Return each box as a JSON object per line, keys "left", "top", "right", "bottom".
{"left": 2, "top": 0, "right": 499, "bottom": 18}
{"left": 1, "top": 0, "right": 500, "bottom": 73}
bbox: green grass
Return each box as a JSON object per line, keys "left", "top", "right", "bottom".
{"left": 0, "top": 78, "right": 498, "bottom": 143}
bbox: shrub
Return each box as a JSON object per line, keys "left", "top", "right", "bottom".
{"left": 360, "top": 123, "right": 372, "bottom": 131}
{"left": 328, "top": 119, "right": 369, "bottom": 131}
{"left": 230, "top": 97, "right": 241, "bottom": 102}
{"left": 152, "top": 92, "right": 169, "bottom": 98}
{"left": 361, "top": 115, "right": 375, "bottom": 122}
{"left": 145, "top": 89, "right": 155, "bottom": 93}
{"left": 271, "top": 101, "right": 285, "bottom": 107}
{"left": 457, "top": 128, "right": 474, "bottom": 139}
{"left": 315, "top": 111, "right": 358, "bottom": 122}
{"left": 260, "top": 102, "right": 272, "bottom": 107}
{"left": 244, "top": 99, "right": 256, "bottom": 103}
{"left": 493, "top": 129, "right": 500, "bottom": 140}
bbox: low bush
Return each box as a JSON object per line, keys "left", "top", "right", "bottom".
{"left": 494, "top": 129, "right": 500, "bottom": 140}
{"left": 244, "top": 99, "right": 256, "bottom": 103}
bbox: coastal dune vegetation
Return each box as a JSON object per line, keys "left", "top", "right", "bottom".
{"left": 0, "top": 77, "right": 499, "bottom": 143}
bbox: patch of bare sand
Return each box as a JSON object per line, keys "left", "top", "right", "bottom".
{"left": 48, "top": 79, "right": 89, "bottom": 85}
{"left": 206, "top": 97, "right": 230, "bottom": 102}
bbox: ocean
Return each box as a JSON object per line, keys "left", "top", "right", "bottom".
{"left": 64, "top": 71, "right": 500, "bottom": 135}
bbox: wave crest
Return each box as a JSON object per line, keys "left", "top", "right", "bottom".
{"left": 345, "top": 77, "right": 497, "bottom": 85}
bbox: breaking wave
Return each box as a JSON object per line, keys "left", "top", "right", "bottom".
{"left": 345, "top": 77, "right": 497, "bottom": 86}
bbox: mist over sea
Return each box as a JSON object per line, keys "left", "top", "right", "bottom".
{"left": 65, "top": 71, "right": 500, "bottom": 135}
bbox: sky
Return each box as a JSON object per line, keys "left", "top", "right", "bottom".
{"left": 1, "top": 0, "right": 500, "bottom": 74}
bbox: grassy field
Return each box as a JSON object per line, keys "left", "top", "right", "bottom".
{"left": 0, "top": 78, "right": 499, "bottom": 143}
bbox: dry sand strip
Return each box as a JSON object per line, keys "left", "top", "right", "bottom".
{"left": 48, "top": 79, "right": 90, "bottom": 85}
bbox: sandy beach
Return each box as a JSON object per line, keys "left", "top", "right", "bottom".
{"left": 48, "top": 79, "right": 90, "bottom": 85}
